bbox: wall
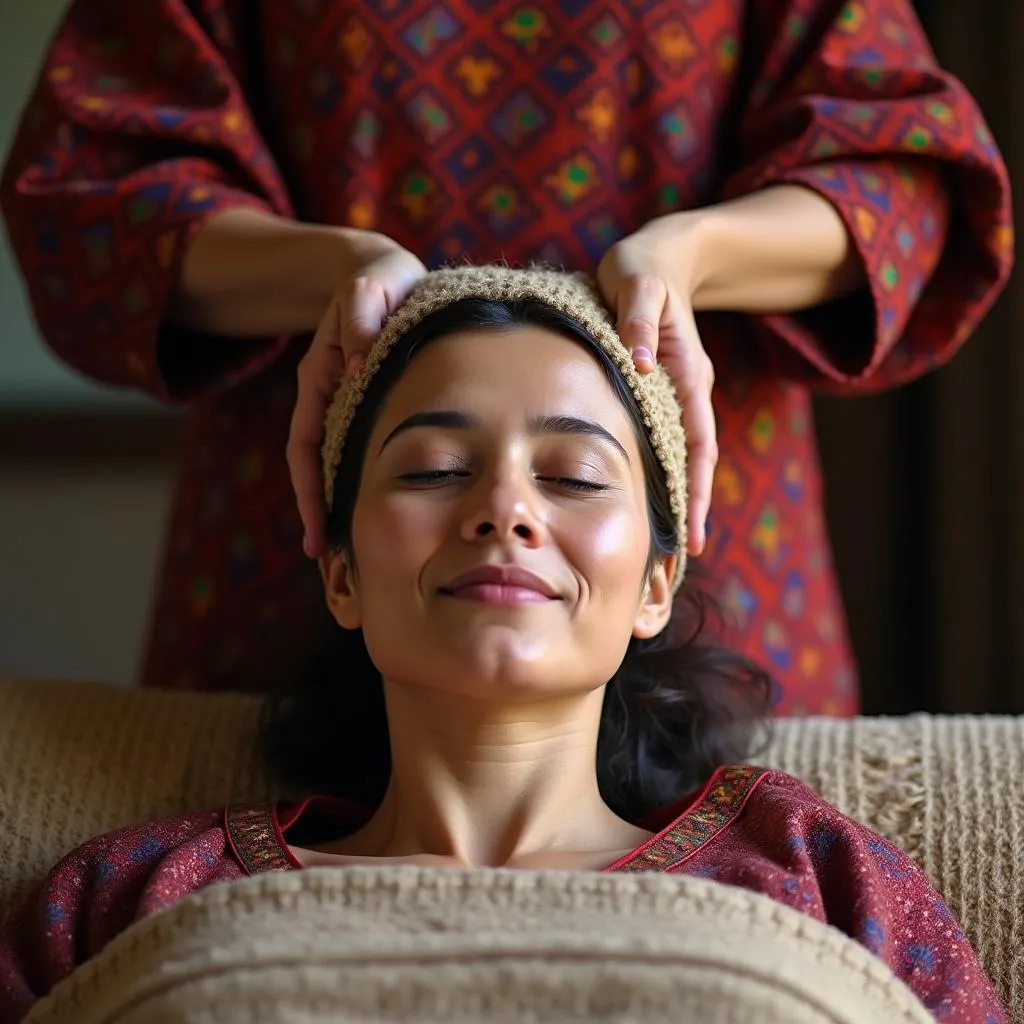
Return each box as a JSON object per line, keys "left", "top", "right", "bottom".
{"left": 1, "top": 1, "right": 172, "bottom": 685}
{"left": 0, "top": 461, "right": 173, "bottom": 683}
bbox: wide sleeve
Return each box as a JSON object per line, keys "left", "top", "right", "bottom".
{"left": 702, "top": 772, "right": 1009, "bottom": 1023}
{"left": 723, "top": 0, "right": 1013, "bottom": 391}
{"left": 0, "top": 0, "right": 295, "bottom": 403}
{"left": 0, "top": 809, "right": 242, "bottom": 1023}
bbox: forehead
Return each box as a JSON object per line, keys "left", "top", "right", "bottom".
{"left": 373, "top": 326, "right": 631, "bottom": 427}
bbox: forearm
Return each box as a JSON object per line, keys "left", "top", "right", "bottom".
{"left": 650, "top": 185, "right": 867, "bottom": 313}
{"left": 168, "top": 208, "right": 362, "bottom": 336}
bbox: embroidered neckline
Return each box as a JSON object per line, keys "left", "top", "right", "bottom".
{"left": 224, "top": 803, "right": 296, "bottom": 875}
{"left": 225, "top": 764, "right": 770, "bottom": 877}
{"left": 610, "top": 764, "right": 768, "bottom": 872}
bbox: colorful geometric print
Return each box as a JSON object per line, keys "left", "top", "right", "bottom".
{"left": 0, "top": 0, "right": 1012, "bottom": 714}
{"left": 614, "top": 765, "right": 769, "bottom": 872}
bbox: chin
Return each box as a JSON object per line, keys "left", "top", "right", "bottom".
{"left": 387, "top": 639, "right": 587, "bottom": 701}
{"left": 469, "top": 648, "right": 627, "bottom": 703}
{"left": 446, "top": 648, "right": 562, "bottom": 698}
{"left": 368, "top": 620, "right": 632, "bottom": 702}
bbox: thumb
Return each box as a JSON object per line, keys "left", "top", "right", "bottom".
{"left": 340, "top": 276, "right": 390, "bottom": 373}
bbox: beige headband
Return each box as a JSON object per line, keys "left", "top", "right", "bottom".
{"left": 321, "top": 266, "right": 688, "bottom": 590}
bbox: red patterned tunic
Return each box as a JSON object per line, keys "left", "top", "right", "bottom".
{"left": 0, "top": 767, "right": 1007, "bottom": 1022}
{"left": 0, "top": 0, "right": 1013, "bottom": 712}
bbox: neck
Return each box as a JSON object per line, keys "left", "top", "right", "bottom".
{"left": 357, "top": 684, "right": 634, "bottom": 867}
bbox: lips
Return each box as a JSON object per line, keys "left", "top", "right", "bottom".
{"left": 439, "top": 564, "right": 560, "bottom": 601}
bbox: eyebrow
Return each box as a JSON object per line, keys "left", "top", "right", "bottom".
{"left": 378, "top": 410, "right": 630, "bottom": 463}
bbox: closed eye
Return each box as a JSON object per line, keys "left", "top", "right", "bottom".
{"left": 400, "top": 471, "right": 609, "bottom": 493}
{"left": 540, "top": 476, "right": 610, "bottom": 493}
{"left": 398, "top": 469, "right": 470, "bottom": 485}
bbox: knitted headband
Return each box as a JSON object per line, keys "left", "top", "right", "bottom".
{"left": 321, "top": 266, "right": 688, "bottom": 590}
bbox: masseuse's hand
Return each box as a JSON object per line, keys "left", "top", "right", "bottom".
{"left": 288, "top": 233, "right": 427, "bottom": 558}
{"left": 597, "top": 225, "right": 716, "bottom": 557}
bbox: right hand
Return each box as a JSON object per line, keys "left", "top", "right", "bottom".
{"left": 287, "top": 233, "right": 427, "bottom": 558}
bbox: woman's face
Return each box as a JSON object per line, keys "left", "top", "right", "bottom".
{"left": 324, "top": 327, "right": 675, "bottom": 701}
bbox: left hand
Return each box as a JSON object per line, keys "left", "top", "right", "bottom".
{"left": 597, "top": 226, "right": 716, "bottom": 558}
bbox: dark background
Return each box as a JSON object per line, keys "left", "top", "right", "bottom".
{"left": 816, "top": 0, "right": 1024, "bottom": 714}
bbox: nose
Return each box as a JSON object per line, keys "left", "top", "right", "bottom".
{"left": 460, "top": 468, "right": 546, "bottom": 546}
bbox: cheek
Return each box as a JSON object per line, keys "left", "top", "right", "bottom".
{"left": 350, "top": 495, "right": 440, "bottom": 588}
{"left": 570, "top": 505, "right": 650, "bottom": 587}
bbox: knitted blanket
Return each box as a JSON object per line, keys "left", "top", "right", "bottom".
{"left": 24, "top": 866, "right": 936, "bottom": 1024}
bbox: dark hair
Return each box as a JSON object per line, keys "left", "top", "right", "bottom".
{"left": 258, "top": 299, "right": 773, "bottom": 823}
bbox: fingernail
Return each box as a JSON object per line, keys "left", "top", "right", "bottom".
{"left": 633, "top": 347, "right": 653, "bottom": 366}
{"left": 302, "top": 535, "right": 312, "bottom": 558}
{"left": 346, "top": 354, "right": 363, "bottom": 375}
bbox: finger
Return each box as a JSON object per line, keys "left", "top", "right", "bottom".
{"left": 654, "top": 296, "right": 717, "bottom": 554}
{"left": 288, "top": 379, "right": 330, "bottom": 557}
{"left": 678, "top": 364, "right": 718, "bottom": 556}
{"left": 287, "top": 393, "right": 328, "bottom": 559}
{"left": 616, "top": 275, "right": 666, "bottom": 374}
{"left": 287, "top": 304, "right": 347, "bottom": 557}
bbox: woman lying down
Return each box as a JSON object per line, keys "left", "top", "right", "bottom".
{"left": 0, "top": 268, "right": 1006, "bottom": 1022}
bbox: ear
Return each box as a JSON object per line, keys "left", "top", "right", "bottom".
{"left": 321, "top": 550, "right": 362, "bottom": 630}
{"left": 632, "top": 555, "right": 677, "bottom": 640}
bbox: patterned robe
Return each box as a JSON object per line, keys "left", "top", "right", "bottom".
{"left": 0, "top": 766, "right": 1007, "bottom": 1022}
{"left": 0, "top": 0, "right": 1013, "bottom": 712}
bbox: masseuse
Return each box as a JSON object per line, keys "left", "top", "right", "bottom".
{"left": 1, "top": 0, "right": 1012, "bottom": 710}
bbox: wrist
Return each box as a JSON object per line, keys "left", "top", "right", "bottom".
{"left": 173, "top": 210, "right": 385, "bottom": 336}
{"left": 291, "top": 225, "right": 403, "bottom": 328}
{"left": 650, "top": 186, "right": 864, "bottom": 314}
{"left": 638, "top": 208, "right": 724, "bottom": 310}
{"left": 305, "top": 225, "right": 366, "bottom": 305}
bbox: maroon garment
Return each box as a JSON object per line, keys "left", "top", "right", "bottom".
{"left": 0, "top": 0, "right": 1013, "bottom": 712}
{"left": 0, "top": 766, "right": 1007, "bottom": 1022}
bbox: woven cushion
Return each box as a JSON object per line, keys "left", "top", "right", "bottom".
{"left": 1, "top": 677, "right": 1020, "bottom": 1017}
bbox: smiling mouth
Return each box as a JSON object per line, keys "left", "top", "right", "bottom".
{"left": 438, "top": 565, "right": 561, "bottom": 606}
{"left": 440, "top": 583, "right": 558, "bottom": 606}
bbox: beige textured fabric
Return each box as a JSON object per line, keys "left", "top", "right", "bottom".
{"left": 1, "top": 678, "right": 1021, "bottom": 1020}
{"left": 25, "top": 866, "right": 935, "bottom": 1024}
{"left": 320, "top": 266, "right": 689, "bottom": 589}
